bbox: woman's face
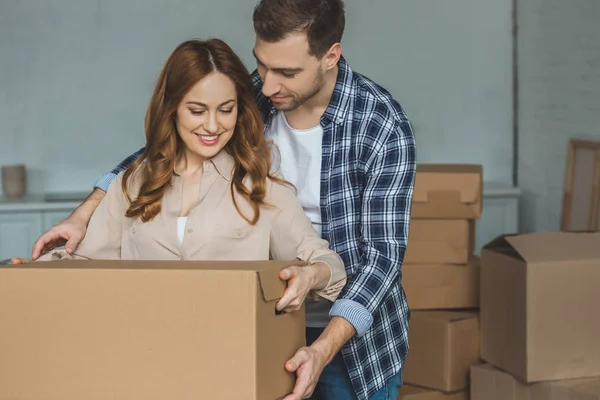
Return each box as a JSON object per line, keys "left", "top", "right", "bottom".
{"left": 176, "top": 72, "right": 238, "bottom": 161}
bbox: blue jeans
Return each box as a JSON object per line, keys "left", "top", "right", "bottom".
{"left": 306, "top": 328, "right": 403, "bottom": 400}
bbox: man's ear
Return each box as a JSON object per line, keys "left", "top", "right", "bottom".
{"left": 323, "top": 43, "right": 342, "bottom": 71}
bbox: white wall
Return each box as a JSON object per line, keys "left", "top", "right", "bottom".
{"left": 517, "top": 0, "right": 600, "bottom": 232}
{"left": 0, "top": 0, "right": 513, "bottom": 196}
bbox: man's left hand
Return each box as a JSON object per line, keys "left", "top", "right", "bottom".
{"left": 282, "top": 345, "right": 327, "bottom": 400}
{"left": 11, "top": 257, "right": 32, "bottom": 264}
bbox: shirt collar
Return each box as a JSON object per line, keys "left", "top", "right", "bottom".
{"left": 321, "top": 55, "right": 354, "bottom": 126}
{"left": 210, "top": 149, "right": 235, "bottom": 181}
{"left": 173, "top": 148, "right": 235, "bottom": 182}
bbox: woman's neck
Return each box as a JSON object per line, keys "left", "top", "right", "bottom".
{"left": 175, "top": 148, "right": 205, "bottom": 176}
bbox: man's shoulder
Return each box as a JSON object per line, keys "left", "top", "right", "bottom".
{"left": 251, "top": 69, "right": 262, "bottom": 88}
{"left": 349, "top": 70, "right": 409, "bottom": 125}
{"left": 251, "top": 69, "right": 271, "bottom": 117}
{"left": 336, "top": 65, "right": 415, "bottom": 160}
{"left": 340, "top": 69, "right": 413, "bottom": 150}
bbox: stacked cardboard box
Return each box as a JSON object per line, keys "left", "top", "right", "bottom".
{"left": 470, "top": 231, "right": 600, "bottom": 399}
{"left": 399, "top": 164, "right": 483, "bottom": 399}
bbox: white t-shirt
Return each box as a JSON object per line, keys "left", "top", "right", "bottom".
{"left": 177, "top": 217, "right": 187, "bottom": 245}
{"left": 266, "top": 112, "right": 330, "bottom": 328}
{"left": 267, "top": 112, "right": 323, "bottom": 235}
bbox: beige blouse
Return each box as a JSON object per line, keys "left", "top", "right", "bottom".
{"left": 40, "top": 150, "right": 346, "bottom": 302}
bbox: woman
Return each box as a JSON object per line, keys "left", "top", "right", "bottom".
{"left": 12, "top": 38, "right": 346, "bottom": 312}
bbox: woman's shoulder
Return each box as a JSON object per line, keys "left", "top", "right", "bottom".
{"left": 264, "top": 176, "right": 297, "bottom": 202}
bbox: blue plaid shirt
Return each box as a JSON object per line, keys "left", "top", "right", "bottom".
{"left": 95, "top": 56, "right": 416, "bottom": 400}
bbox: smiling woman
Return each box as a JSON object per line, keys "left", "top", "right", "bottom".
{"left": 122, "top": 39, "right": 276, "bottom": 225}
{"left": 13, "top": 38, "right": 347, "bottom": 317}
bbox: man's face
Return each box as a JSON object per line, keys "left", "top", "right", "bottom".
{"left": 253, "top": 33, "right": 325, "bottom": 112}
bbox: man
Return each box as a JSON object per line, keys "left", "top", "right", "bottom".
{"left": 32, "top": 1, "right": 416, "bottom": 399}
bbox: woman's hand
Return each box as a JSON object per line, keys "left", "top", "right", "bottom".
{"left": 276, "top": 262, "right": 330, "bottom": 313}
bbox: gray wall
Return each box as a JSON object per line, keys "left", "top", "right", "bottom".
{"left": 0, "top": 0, "right": 514, "bottom": 196}
{"left": 517, "top": 0, "right": 600, "bottom": 232}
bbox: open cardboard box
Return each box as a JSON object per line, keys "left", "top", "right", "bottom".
{"left": 481, "top": 231, "right": 600, "bottom": 383}
{"left": 0, "top": 259, "right": 306, "bottom": 400}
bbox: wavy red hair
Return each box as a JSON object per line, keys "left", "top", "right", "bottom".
{"left": 122, "top": 38, "right": 288, "bottom": 224}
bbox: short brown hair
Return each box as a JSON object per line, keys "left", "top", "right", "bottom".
{"left": 253, "top": 0, "right": 345, "bottom": 58}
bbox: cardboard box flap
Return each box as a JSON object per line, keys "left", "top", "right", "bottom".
{"left": 257, "top": 266, "right": 287, "bottom": 302}
{"left": 413, "top": 164, "right": 482, "bottom": 204}
{"left": 0, "top": 259, "right": 298, "bottom": 272}
{"left": 502, "top": 232, "right": 600, "bottom": 263}
{"left": 1, "top": 259, "right": 296, "bottom": 302}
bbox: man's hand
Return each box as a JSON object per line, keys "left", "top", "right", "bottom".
{"left": 31, "top": 188, "right": 106, "bottom": 260}
{"left": 11, "top": 257, "right": 31, "bottom": 264}
{"left": 282, "top": 346, "right": 327, "bottom": 400}
{"left": 31, "top": 215, "right": 87, "bottom": 259}
{"left": 283, "top": 316, "right": 357, "bottom": 399}
{"left": 276, "top": 265, "right": 317, "bottom": 313}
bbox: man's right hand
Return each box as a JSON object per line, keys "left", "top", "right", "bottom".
{"left": 31, "top": 188, "right": 107, "bottom": 260}
{"left": 31, "top": 214, "right": 87, "bottom": 260}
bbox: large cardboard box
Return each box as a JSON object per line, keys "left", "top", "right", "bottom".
{"left": 405, "top": 219, "right": 474, "bottom": 264}
{"left": 403, "top": 311, "right": 480, "bottom": 392}
{"left": 403, "top": 257, "right": 480, "bottom": 310}
{"left": 411, "top": 164, "right": 482, "bottom": 219}
{"left": 480, "top": 232, "right": 600, "bottom": 383}
{"left": 398, "top": 385, "right": 468, "bottom": 400}
{"left": 0, "top": 259, "right": 306, "bottom": 400}
{"left": 471, "top": 363, "right": 600, "bottom": 400}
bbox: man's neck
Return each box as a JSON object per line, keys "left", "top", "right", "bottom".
{"left": 284, "top": 65, "right": 339, "bottom": 130}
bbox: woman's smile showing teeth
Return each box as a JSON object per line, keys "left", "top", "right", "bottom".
{"left": 197, "top": 133, "right": 219, "bottom": 146}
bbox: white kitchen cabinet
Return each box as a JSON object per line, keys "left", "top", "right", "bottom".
{"left": 42, "top": 211, "right": 74, "bottom": 232}
{"left": 0, "top": 195, "right": 82, "bottom": 261}
{"left": 0, "top": 212, "right": 43, "bottom": 260}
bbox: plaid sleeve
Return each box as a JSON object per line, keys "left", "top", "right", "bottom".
{"left": 93, "top": 147, "right": 145, "bottom": 192}
{"left": 330, "top": 120, "right": 416, "bottom": 336}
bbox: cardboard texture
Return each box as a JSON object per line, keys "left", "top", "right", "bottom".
{"left": 398, "top": 385, "right": 468, "bottom": 400}
{"left": 0, "top": 259, "right": 306, "bottom": 400}
{"left": 471, "top": 363, "right": 600, "bottom": 400}
{"left": 405, "top": 219, "right": 474, "bottom": 264}
{"left": 403, "top": 257, "right": 480, "bottom": 310}
{"left": 403, "top": 311, "right": 480, "bottom": 392}
{"left": 480, "top": 231, "right": 600, "bottom": 383}
{"left": 411, "top": 164, "right": 482, "bottom": 219}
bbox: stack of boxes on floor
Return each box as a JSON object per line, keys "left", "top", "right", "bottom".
{"left": 471, "top": 230, "right": 600, "bottom": 399}
{"left": 397, "top": 164, "right": 483, "bottom": 400}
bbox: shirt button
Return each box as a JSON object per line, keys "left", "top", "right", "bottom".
{"left": 132, "top": 228, "right": 136, "bottom": 234}
{"left": 204, "top": 163, "right": 211, "bottom": 171}
{"left": 236, "top": 230, "right": 243, "bottom": 237}
{"left": 187, "top": 228, "right": 194, "bottom": 234}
